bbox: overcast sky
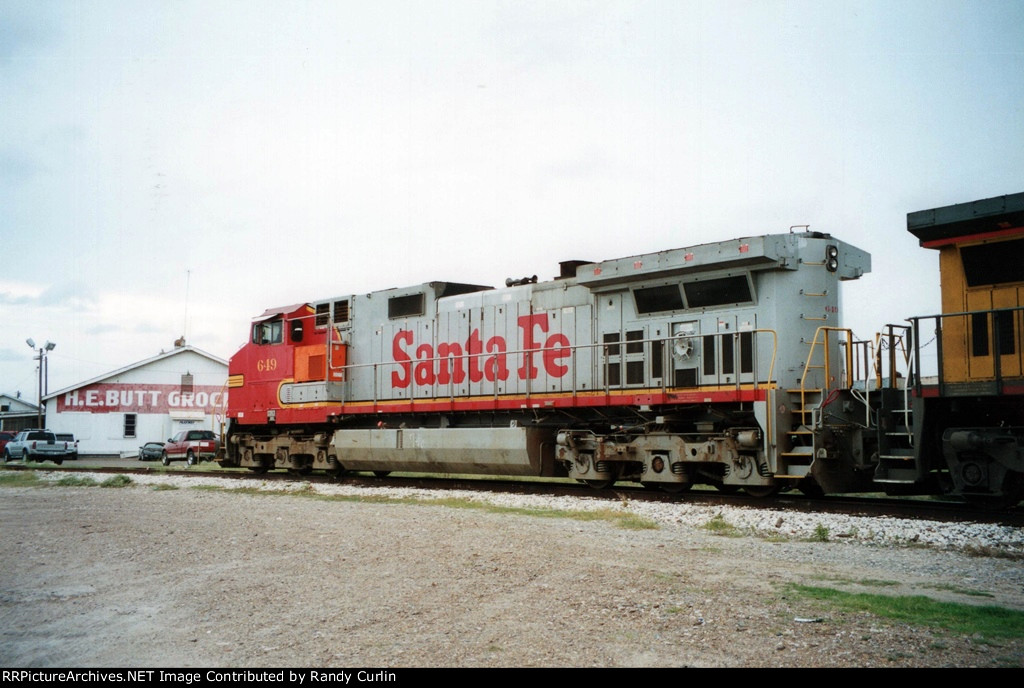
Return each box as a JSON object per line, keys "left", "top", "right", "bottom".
{"left": 2, "top": 0, "right": 1022, "bottom": 398}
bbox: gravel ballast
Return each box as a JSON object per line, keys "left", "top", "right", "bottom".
{"left": 0, "top": 471, "right": 1022, "bottom": 668}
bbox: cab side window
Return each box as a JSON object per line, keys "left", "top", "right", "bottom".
{"left": 252, "top": 319, "right": 283, "bottom": 345}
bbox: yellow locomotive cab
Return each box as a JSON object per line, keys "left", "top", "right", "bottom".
{"left": 912, "top": 196, "right": 1024, "bottom": 388}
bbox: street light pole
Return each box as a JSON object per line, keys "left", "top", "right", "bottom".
{"left": 26, "top": 339, "right": 56, "bottom": 429}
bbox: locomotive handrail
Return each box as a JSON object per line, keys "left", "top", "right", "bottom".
{"left": 844, "top": 338, "right": 873, "bottom": 388}
{"left": 908, "top": 305, "right": 1024, "bottom": 396}
{"left": 871, "top": 324, "right": 913, "bottom": 390}
{"left": 797, "top": 327, "right": 854, "bottom": 429}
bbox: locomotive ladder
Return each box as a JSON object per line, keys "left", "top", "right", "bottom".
{"left": 779, "top": 327, "right": 853, "bottom": 477}
{"left": 873, "top": 325, "right": 919, "bottom": 484}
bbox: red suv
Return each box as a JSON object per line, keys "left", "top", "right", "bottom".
{"left": 0, "top": 431, "right": 14, "bottom": 456}
{"left": 162, "top": 430, "right": 219, "bottom": 466}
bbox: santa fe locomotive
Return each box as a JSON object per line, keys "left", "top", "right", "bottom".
{"left": 220, "top": 192, "right": 1024, "bottom": 507}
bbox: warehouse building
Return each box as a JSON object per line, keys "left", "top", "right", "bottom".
{"left": 43, "top": 343, "right": 228, "bottom": 457}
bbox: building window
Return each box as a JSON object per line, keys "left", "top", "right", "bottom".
{"left": 181, "top": 373, "right": 194, "bottom": 394}
{"left": 124, "top": 414, "right": 137, "bottom": 439}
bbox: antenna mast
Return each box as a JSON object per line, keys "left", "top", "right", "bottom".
{"left": 183, "top": 268, "right": 191, "bottom": 342}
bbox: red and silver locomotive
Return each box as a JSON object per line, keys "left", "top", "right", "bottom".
{"left": 223, "top": 230, "right": 878, "bottom": 496}
{"left": 221, "top": 193, "right": 1024, "bottom": 507}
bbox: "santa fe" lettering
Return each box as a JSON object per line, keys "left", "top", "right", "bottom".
{"left": 391, "top": 313, "right": 571, "bottom": 388}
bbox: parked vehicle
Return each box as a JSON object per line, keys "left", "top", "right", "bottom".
{"left": 3, "top": 430, "right": 67, "bottom": 464}
{"left": 162, "top": 430, "right": 219, "bottom": 466}
{"left": 0, "top": 431, "right": 14, "bottom": 456}
{"left": 138, "top": 441, "right": 165, "bottom": 461}
{"left": 55, "top": 433, "right": 78, "bottom": 460}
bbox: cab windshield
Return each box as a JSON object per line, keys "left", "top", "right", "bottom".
{"left": 253, "top": 319, "right": 283, "bottom": 345}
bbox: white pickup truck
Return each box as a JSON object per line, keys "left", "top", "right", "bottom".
{"left": 3, "top": 429, "right": 70, "bottom": 464}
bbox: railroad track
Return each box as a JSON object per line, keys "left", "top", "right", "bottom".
{"left": 6, "top": 460, "right": 1023, "bottom": 528}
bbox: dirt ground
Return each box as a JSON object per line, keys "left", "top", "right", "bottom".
{"left": 0, "top": 483, "right": 1022, "bottom": 668}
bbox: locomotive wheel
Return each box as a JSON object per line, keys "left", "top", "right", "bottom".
{"left": 288, "top": 466, "right": 313, "bottom": 476}
{"left": 247, "top": 465, "right": 269, "bottom": 474}
{"left": 743, "top": 484, "right": 781, "bottom": 498}
{"left": 715, "top": 484, "right": 740, "bottom": 494}
{"left": 584, "top": 479, "right": 616, "bottom": 489}
{"left": 963, "top": 473, "right": 1024, "bottom": 511}
{"left": 660, "top": 482, "right": 692, "bottom": 494}
{"left": 373, "top": 471, "right": 391, "bottom": 478}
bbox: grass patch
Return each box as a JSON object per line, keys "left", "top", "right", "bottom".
{"left": 789, "top": 584, "right": 1024, "bottom": 639}
{"left": 181, "top": 462, "right": 231, "bottom": 473}
{"left": 702, "top": 513, "right": 742, "bottom": 537}
{"left": 191, "top": 483, "right": 658, "bottom": 529}
{"left": 810, "top": 575, "right": 900, "bottom": 588}
{"left": 52, "top": 474, "right": 133, "bottom": 488}
{"left": 100, "top": 475, "right": 133, "bottom": 488}
{"left": 924, "top": 583, "right": 996, "bottom": 599}
{"left": 55, "top": 475, "right": 99, "bottom": 487}
{"left": 2, "top": 471, "right": 138, "bottom": 489}
{"left": 810, "top": 523, "right": 830, "bottom": 542}
{"left": 612, "top": 512, "right": 660, "bottom": 530}
{"left": 151, "top": 483, "right": 180, "bottom": 491}
{"left": 0, "top": 471, "right": 42, "bottom": 487}
{"left": 856, "top": 578, "right": 901, "bottom": 588}
{"left": 419, "top": 496, "right": 659, "bottom": 530}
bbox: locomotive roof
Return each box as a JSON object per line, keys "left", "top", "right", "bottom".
{"left": 253, "top": 304, "right": 310, "bottom": 321}
{"left": 256, "top": 231, "right": 869, "bottom": 316}
{"left": 908, "top": 191, "right": 1024, "bottom": 247}
{"left": 575, "top": 230, "right": 868, "bottom": 287}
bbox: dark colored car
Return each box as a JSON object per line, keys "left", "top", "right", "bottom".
{"left": 138, "top": 442, "right": 165, "bottom": 461}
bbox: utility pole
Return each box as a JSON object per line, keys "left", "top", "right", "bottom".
{"left": 26, "top": 339, "right": 55, "bottom": 428}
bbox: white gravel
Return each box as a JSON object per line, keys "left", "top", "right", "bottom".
{"left": 35, "top": 469, "right": 1024, "bottom": 553}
